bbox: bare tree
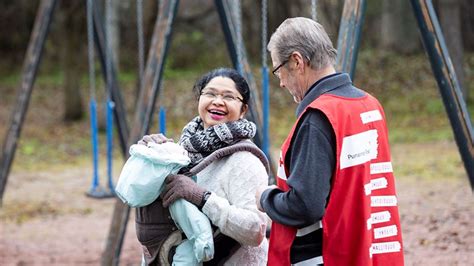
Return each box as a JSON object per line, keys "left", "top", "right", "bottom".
{"left": 380, "top": 0, "right": 419, "bottom": 54}
{"left": 105, "top": 0, "right": 121, "bottom": 70}
{"left": 59, "top": 1, "right": 84, "bottom": 121}
{"left": 438, "top": 0, "right": 466, "bottom": 98}
{"left": 319, "top": 0, "right": 345, "bottom": 39}
{"left": 461, "top": 0, "right": 474, "bottom": 52}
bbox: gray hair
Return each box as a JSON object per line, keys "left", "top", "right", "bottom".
{"left": 267, "top": 17, "right": 337, "bottom": 70}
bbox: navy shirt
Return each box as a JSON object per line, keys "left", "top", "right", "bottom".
{"left": 261, "top": 73, "right": 365, "bottom": 228}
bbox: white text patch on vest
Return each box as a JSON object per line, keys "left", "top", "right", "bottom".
{"left": 360, "top": 109, "right": 382, "bottom": 124}
{"left": 367, "top": 210, "right": 392, "bottom": 230}
{"left": 374, "top": 225, "right": 398, "bottom": 239}
{"left": 340, "top": 129, "right": 378, "bottom": 169}
{"left": 364, "top": 177, "right": 388, "bottom": 195}
{"left": 371, "top": 196, "right": 398, "bottom": 207}
{"left": 370, "top": 241, "right": 402, "bottom": 255}
{"left": 370, "top": 162, "right": 393, "bottom": 174}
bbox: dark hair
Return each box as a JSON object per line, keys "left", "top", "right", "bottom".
{"left": 192, "top": 68, "right": 251, "bottom": 105}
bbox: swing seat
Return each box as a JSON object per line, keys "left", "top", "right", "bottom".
{"left": 86, "top": 185, "right": 115, "bottom": 199}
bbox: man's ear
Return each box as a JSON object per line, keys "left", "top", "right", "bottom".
{"left": 291, "top": 51, "right": 305, "bottom": 72}
{"left": 240, "top": 104, "right": 249, "bottom": 118}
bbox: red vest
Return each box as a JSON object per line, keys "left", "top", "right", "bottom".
{"left": 268, "top": 94, "right": 404, "bottom": 266}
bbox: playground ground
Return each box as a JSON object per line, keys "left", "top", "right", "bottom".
{"left": 1, "top": 52, "right": 474, "bottom": 265}
{"left": 0, "top": 141, "right": 473, "bottom": 265}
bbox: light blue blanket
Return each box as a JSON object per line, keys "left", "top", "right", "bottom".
{"left": 116, "top": 142, "right": 214, "bottom": 264}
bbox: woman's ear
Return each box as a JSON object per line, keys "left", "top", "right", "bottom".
{"left": 240, "top": 104, "right": 249, "bottom": 118}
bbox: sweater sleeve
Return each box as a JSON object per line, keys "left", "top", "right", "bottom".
{"left": 260, "top": 110, "right": 335, "bottom": 228}
{"left": 201, "top": 152, "right": 269, "bottom": 246}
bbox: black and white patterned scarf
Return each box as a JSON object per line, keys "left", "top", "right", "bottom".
{"left": 178, "top": 116, "right": 257, "bottom": 168}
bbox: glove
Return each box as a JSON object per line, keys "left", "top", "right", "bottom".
{"left": 137, "top": 133, "right": 173, "bottom": 146}
{"left": 162, "top": 174, "right": 206, "bottom": 208}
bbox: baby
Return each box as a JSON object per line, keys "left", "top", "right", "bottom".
{"left": 116, "top": 142, "right": 214, "bottom": 265}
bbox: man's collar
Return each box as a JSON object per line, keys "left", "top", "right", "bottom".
{"left": 303, "top": 73, "right": 340, "bottom": 98}
{"left": 296, "top": 73, "right": 352, "bottom": 117}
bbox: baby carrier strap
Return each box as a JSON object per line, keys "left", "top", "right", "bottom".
{"left": 136, "top": 199, "right": 176, "bottom": 265}
{"left": 187, "top": 140, "right": 270, "bottom": 176}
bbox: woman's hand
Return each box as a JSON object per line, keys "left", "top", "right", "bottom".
{"left": 137, "top": 133, "right": 173, "bottom": 146}
{"left": 161, "top": 174, "right": 207, "bottom": 208}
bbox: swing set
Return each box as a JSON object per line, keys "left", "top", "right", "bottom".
{"left": 85, "top": 0, "right": 115, "bottom": 198}
{"left": 0, "top": 0, "right": 473, "bottom": 265}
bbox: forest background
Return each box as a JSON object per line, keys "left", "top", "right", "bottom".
{"left": 0, "top": 0, "right": 473, "bottom": 265}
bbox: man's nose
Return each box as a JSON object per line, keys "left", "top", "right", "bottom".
{"left": 279, "top": 79, "right": 285, "bottom": 88}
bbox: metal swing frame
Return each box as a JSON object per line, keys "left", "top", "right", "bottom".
{"left": 0, "top": 0, "right": 472, "bottom": 265}
{"left": 335, "top": 0, "right": 473, "bottom": 190}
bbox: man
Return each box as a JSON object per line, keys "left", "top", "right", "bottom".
{"left": 256, "top": 17, "right": 404, "bottom": 266}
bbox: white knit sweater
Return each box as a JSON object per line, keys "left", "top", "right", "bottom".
{"left": 198, "top": 150, "right": 269, "bottom": 265}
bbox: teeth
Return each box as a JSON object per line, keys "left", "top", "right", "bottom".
{"left": 209, "top": 110, "right": 226, "bottom": 115}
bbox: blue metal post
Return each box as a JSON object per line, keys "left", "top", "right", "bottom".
{"left": 106, "top": 100, "right": 115, "bottom": 192}
{"left": 159, "top": 107, "right": 166, "bottom": 135}
{"left": 89, "top": 99, "right": 100, "bottom": 191}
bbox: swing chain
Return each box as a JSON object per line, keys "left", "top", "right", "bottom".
{"left": 137, "top": 0, "right": 145, "bottom": 89}
{"left": 87, "top": 0, "right": 96, "bottom": 100}
{"left": 311, "top": 0, "right": 318, "bottom": 21}
{"left": 261, "top": 0, "right": 268, "bottom": 67}
{"left": 234, "top": 0, "right": 243, "bottom": 74}
{"left": 105, "top": 0, "right": 113, "bottom": 100}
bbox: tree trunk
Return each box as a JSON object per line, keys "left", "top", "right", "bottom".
{"left": 380, "top": 0, "right": 419, "bottom": 53}
{"left": 105, "top": 0, "right": 120, "bottom": 71}
{"left": 461, "top": 0, "right": 474, "bottom": 51}
{"left": 380, "top": 1, "right": 397, "bottom": 50}
{"left": 60, "top": 1, "right": 83, "bottom": 121}
{"left": 319, "top": 0, "right": 345, "bottom": 38}
{"left": 438, "top": 0, "right": 466, "bottom": 98}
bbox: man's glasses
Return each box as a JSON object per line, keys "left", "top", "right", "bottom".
{"left": 200, "top": 91, "right": 243, "bottom": 103}
{"left": 272, "top": 59, "right": 289, "bottom": 78}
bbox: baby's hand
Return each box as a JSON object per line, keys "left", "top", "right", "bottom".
{"left": 137, "top": 134, "right": 173, "bottom": 146}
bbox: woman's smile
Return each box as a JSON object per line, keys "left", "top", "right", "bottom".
{"left": 198, "top": 76, "right": 247, "bottom": 129}
{"left": 208, "top": 108, "right": 227, "bottom": 120}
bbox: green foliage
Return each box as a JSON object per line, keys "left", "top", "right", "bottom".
{"left": 19, "top": 139, "right": 40, "bottom": 156}
{"left": 0, "top": 50, "right": 473, "bottom": 172}
{"left": 0, "top": 72, "right": 21, "bottom": 87}
{"left": 166, "top": 29, "right": 231, "bottom": 71}
{"left": 392, "top": 141, "right": 465, "bottom": 181}
{"left": 356, "top": 50, "right": 474, "bottom": 143}
{"left": 0, "top": 200, "right": 61, "bottom": 224}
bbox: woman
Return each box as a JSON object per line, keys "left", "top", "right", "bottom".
{"left": 136, "top": 68, "right": 269, "bottom": 265}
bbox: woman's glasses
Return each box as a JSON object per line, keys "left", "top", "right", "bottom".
{"left": 200, "top": 91, "right": 243, "bottom": 103}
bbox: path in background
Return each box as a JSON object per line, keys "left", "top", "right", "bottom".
{"left": 0, "top": 141, "right": 473, "bottom": 265}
